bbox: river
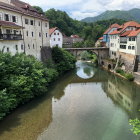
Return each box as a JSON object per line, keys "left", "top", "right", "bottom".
{"left": 0, "top": 61, "right": 140, "bottom": 140}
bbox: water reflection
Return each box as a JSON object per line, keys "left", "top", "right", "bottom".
{"left": 0, "top": 61, "right": 140, "bottom": 140}
{"left": 76, "top": 61, "right": 95, "bottom": 79}
{"left": 102, "top": 74, "right": 140, "bottom": 119}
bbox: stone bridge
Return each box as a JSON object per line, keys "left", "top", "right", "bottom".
{"left": 65, "top": 47, "right": 109, "bottom": 64}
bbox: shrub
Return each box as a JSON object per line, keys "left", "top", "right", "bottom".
{"left": 116, "top": 69, "right": 134, "bottom": 81}
{"left": 52, "top": 47, "right": 76, "bottom": 75}
{"left": 125, "top": 73, "right": 134, "bottom": 81}
{"left": 116, "top": 69, "right": 125, "bottom": 75}
{"left": 129, "top": 118, "right": 140, "bottom": 135}
{"left": 0, "top": 52, "right": 59, "bottom": 120}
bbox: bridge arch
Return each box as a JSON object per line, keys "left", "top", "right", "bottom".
{"left": 64, "top": 47, "right": 109, "bottom": 64}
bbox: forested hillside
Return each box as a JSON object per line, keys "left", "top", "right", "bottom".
{"left": 81, "top": 8, "right": 140, "bottom": 23}
{"left": 34, "top": 7, "right": 126, "bottom": 47}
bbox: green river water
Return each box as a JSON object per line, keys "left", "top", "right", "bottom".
{"left": 0, "top": 61, "right": 140, "bottom": 140}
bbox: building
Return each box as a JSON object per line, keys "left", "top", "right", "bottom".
{"left": 0, "top": 0, "right": 50, "bottom": 60}
{"left": 109, "top": 21, "right": 140, "bottom": 72}
{"left": 63, "top": 35, "right": 84, "bottom": 48}
{"left": 63, "top": 36, "right": 73, "bottom": 48}
{"left": 71, "top": 35, "right": 84, "bottom": 44}
{"left": 95, "top": 37, "right": 106, "bottom": 47}
{"left": 49, "top": 27, "right": 63, "bottom": 48}
{"left": 103, "top": 24, "right": 120, "bottom": 47}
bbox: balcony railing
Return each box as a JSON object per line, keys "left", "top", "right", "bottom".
{"left": 0, "top": 34, "right": 22, "bottom": 40}
{"left": 120, "top": 41, "right": 127, "bottom": 44}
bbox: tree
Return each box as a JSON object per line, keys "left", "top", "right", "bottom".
{"left": 32, "top": 6, "right": 44, "bottom": 13}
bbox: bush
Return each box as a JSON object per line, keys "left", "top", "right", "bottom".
{"left": 52, "top": 47, "right": 76, "bottom": 75}
{"left": 125, "top": 73, "right": 134, "bottom": 81}
{"left": 116, "top": 69, "right": 125, "bottom": 75}
{"left": 129, "top": 118, "right": 140, "bottom": 135}
{"left": 116, "top": 69, "right": 134, "bottom": 81}
{"left": 0, "top": 52, "right": 59, "bottom": 120}
{"left": 0, "top": 48, "right": 76, "bottom": 120}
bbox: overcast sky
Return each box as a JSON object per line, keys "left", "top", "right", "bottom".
{"left": 22, "top": 0, "right": 140, "bottom": 20}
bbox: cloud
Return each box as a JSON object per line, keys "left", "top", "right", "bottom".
{"left": 22, "top": 0, "right": 140, "bottom": 20}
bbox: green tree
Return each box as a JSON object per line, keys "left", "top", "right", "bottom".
{"left": 32, "top": 6, "right": 44, "bottom": 13}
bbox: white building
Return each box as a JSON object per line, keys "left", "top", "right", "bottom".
{"left": 109, "top": 21, "right": 140, "bottom": 59}
{"left": 49, "top": 27, "right": 63, "bottom": 48}
{"left": 0, "top": 0, "right": 50, "bottom": 60}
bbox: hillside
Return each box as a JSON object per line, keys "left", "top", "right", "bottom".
{"left": 81, "top": 8, "right": 140, "bottom": 23}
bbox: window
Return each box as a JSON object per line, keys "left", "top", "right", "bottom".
{"left": 13, "top": 30, "right": 17, "bottom": 34}
{"left": 33, "top": 44, "right": 34, "bottom": 49}
{"left": 54, "top": 33, "right": 56, "bottom": 35}
{"left": 7, "top": 47, "right": 9, "bottom": 52}
{"left": 54, "top": 38, "right": 55, "bottom": 41}
{"left": 58, "top": 33, "right": 59, "bottom": 35}
{"left": 28, "top": 44, "right": 30, "bottom": 49}
{"left": 129, "top": 38, "right": 131, "bottom": 41}
{"left": 39, "top": 32, "right": 41, "bottom": 37}
{"left": 120, "top": 45, "right": 126, "bottom": 49}
{"left": 21, "top": 45, "right": 24, "bottom": 50}
{"left": 46, "top": 33, "right": 47, "bottom": 37}
{"left": 5, "top": 14, "right": 9, "bottom": 21}
{"left": 38, "top": 21, "right": 40, "bottom": 26}
{"left": 12, "top": 16, "right": 16, "bottom": 22}
{"left": 15, "top": 45, "right": 18, "bottom": 51}
{"left": 58, "top": 38, "right": 60, "bottom": 41}
{"left": 32, "top": 32, "right": 34, "bottom": 37}
{"left": 0, "top": 13, "right": 3, "bottom": 20}
{"left": 30, "top": 20, "right": 34, "bottom": 25}
{"left": 45, "top": 23, "right": 47, "bottom": 27}
{"left": 25, "top": 19, "right": 29, "bottom": 24}
{"left": 132, "top": 37, "right": 135, "bottom": 41}
{"left": 132, "top": 46, "right": 135, "bottom": 50}
{"left": 26, "top": 31, "right": 28, "bottom": 36}
{"left": 128, "top": 46, "right": 131, "bottom": 49}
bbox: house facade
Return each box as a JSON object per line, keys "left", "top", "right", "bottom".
{"left": 103, "top": 24, "right": 120, "bottom": 47}
{"left": 109, "top": 21, "right": 140, "bottom": 71}
{"left": 49, "top": 27, "right": 63, "bottom": 48}
{"left": 0, "top": 0, "right": 50, "bottom": 60}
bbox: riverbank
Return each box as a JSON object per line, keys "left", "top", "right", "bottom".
{"left": 0, "top": 47, "right": 76, "bottom": 120}
{"left": 101, "top": 65, "right": 140, "bottom": 86}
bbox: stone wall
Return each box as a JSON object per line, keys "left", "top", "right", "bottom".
{"left": 100, "top": 60, "right": 116, "bottom": 70}
{"left": 41, "top": 47, "right": 52, "bottom": 63}
{"left": 134, "top": 72, "right": 140, "bottom": 84}
{"left": 119, "top": 52, "right": 136, "bottom": 72}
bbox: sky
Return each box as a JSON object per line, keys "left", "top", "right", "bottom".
{"left": 22, "top": 0, "right": 140, "bottom": 20}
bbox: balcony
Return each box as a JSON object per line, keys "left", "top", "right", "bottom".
{"left": 0, "top": 34, "right": 22, "bottom": 40}
{"left": 120, "top": 37, "right": 127, "bottom": 44}
{"left": 120, "top": 41, "right": 127, "bottom": 44}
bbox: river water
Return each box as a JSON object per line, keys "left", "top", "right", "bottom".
{"left": 0, "top": 61, "right": 140, "bottom": 140}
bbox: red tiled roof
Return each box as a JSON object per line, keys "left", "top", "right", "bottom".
{"left": 0, "top": 0, "right": 48, "bottom": 21}
{"left": 71, "top": 35, "right": 80, "bottom": 38}
{"left": 127, "top": 29, "right": 140, "bottom": 37}
{"left": 118, "top": 21, "right": 140, "bottom": 33}
{"left": 109, "top": 30, "right": 120, "bottom": 35}
{"left": 0, "top": 20, "right": 23, "bottom": 28}
{"left": 120, "top": 30, "right": 132, "bottom": 37}
{"left": 110, "top": 21, "right": 140, "bottom": 35}
{"left": 104, "top": 23, "right": 120, "bottom": 34}
{"left": 49, "top": 27, "right": 58, "bottom": 35}
{"left": 99, "top": 37, "right": 103, "bottom": 40}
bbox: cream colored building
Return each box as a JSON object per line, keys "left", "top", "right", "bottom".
{"left": 0, "top": 0, "right": 50, "bottom": 60}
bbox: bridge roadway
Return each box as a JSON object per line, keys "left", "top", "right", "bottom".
{"left": 64, "top": 47, "right": 109, "bottom": 51}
